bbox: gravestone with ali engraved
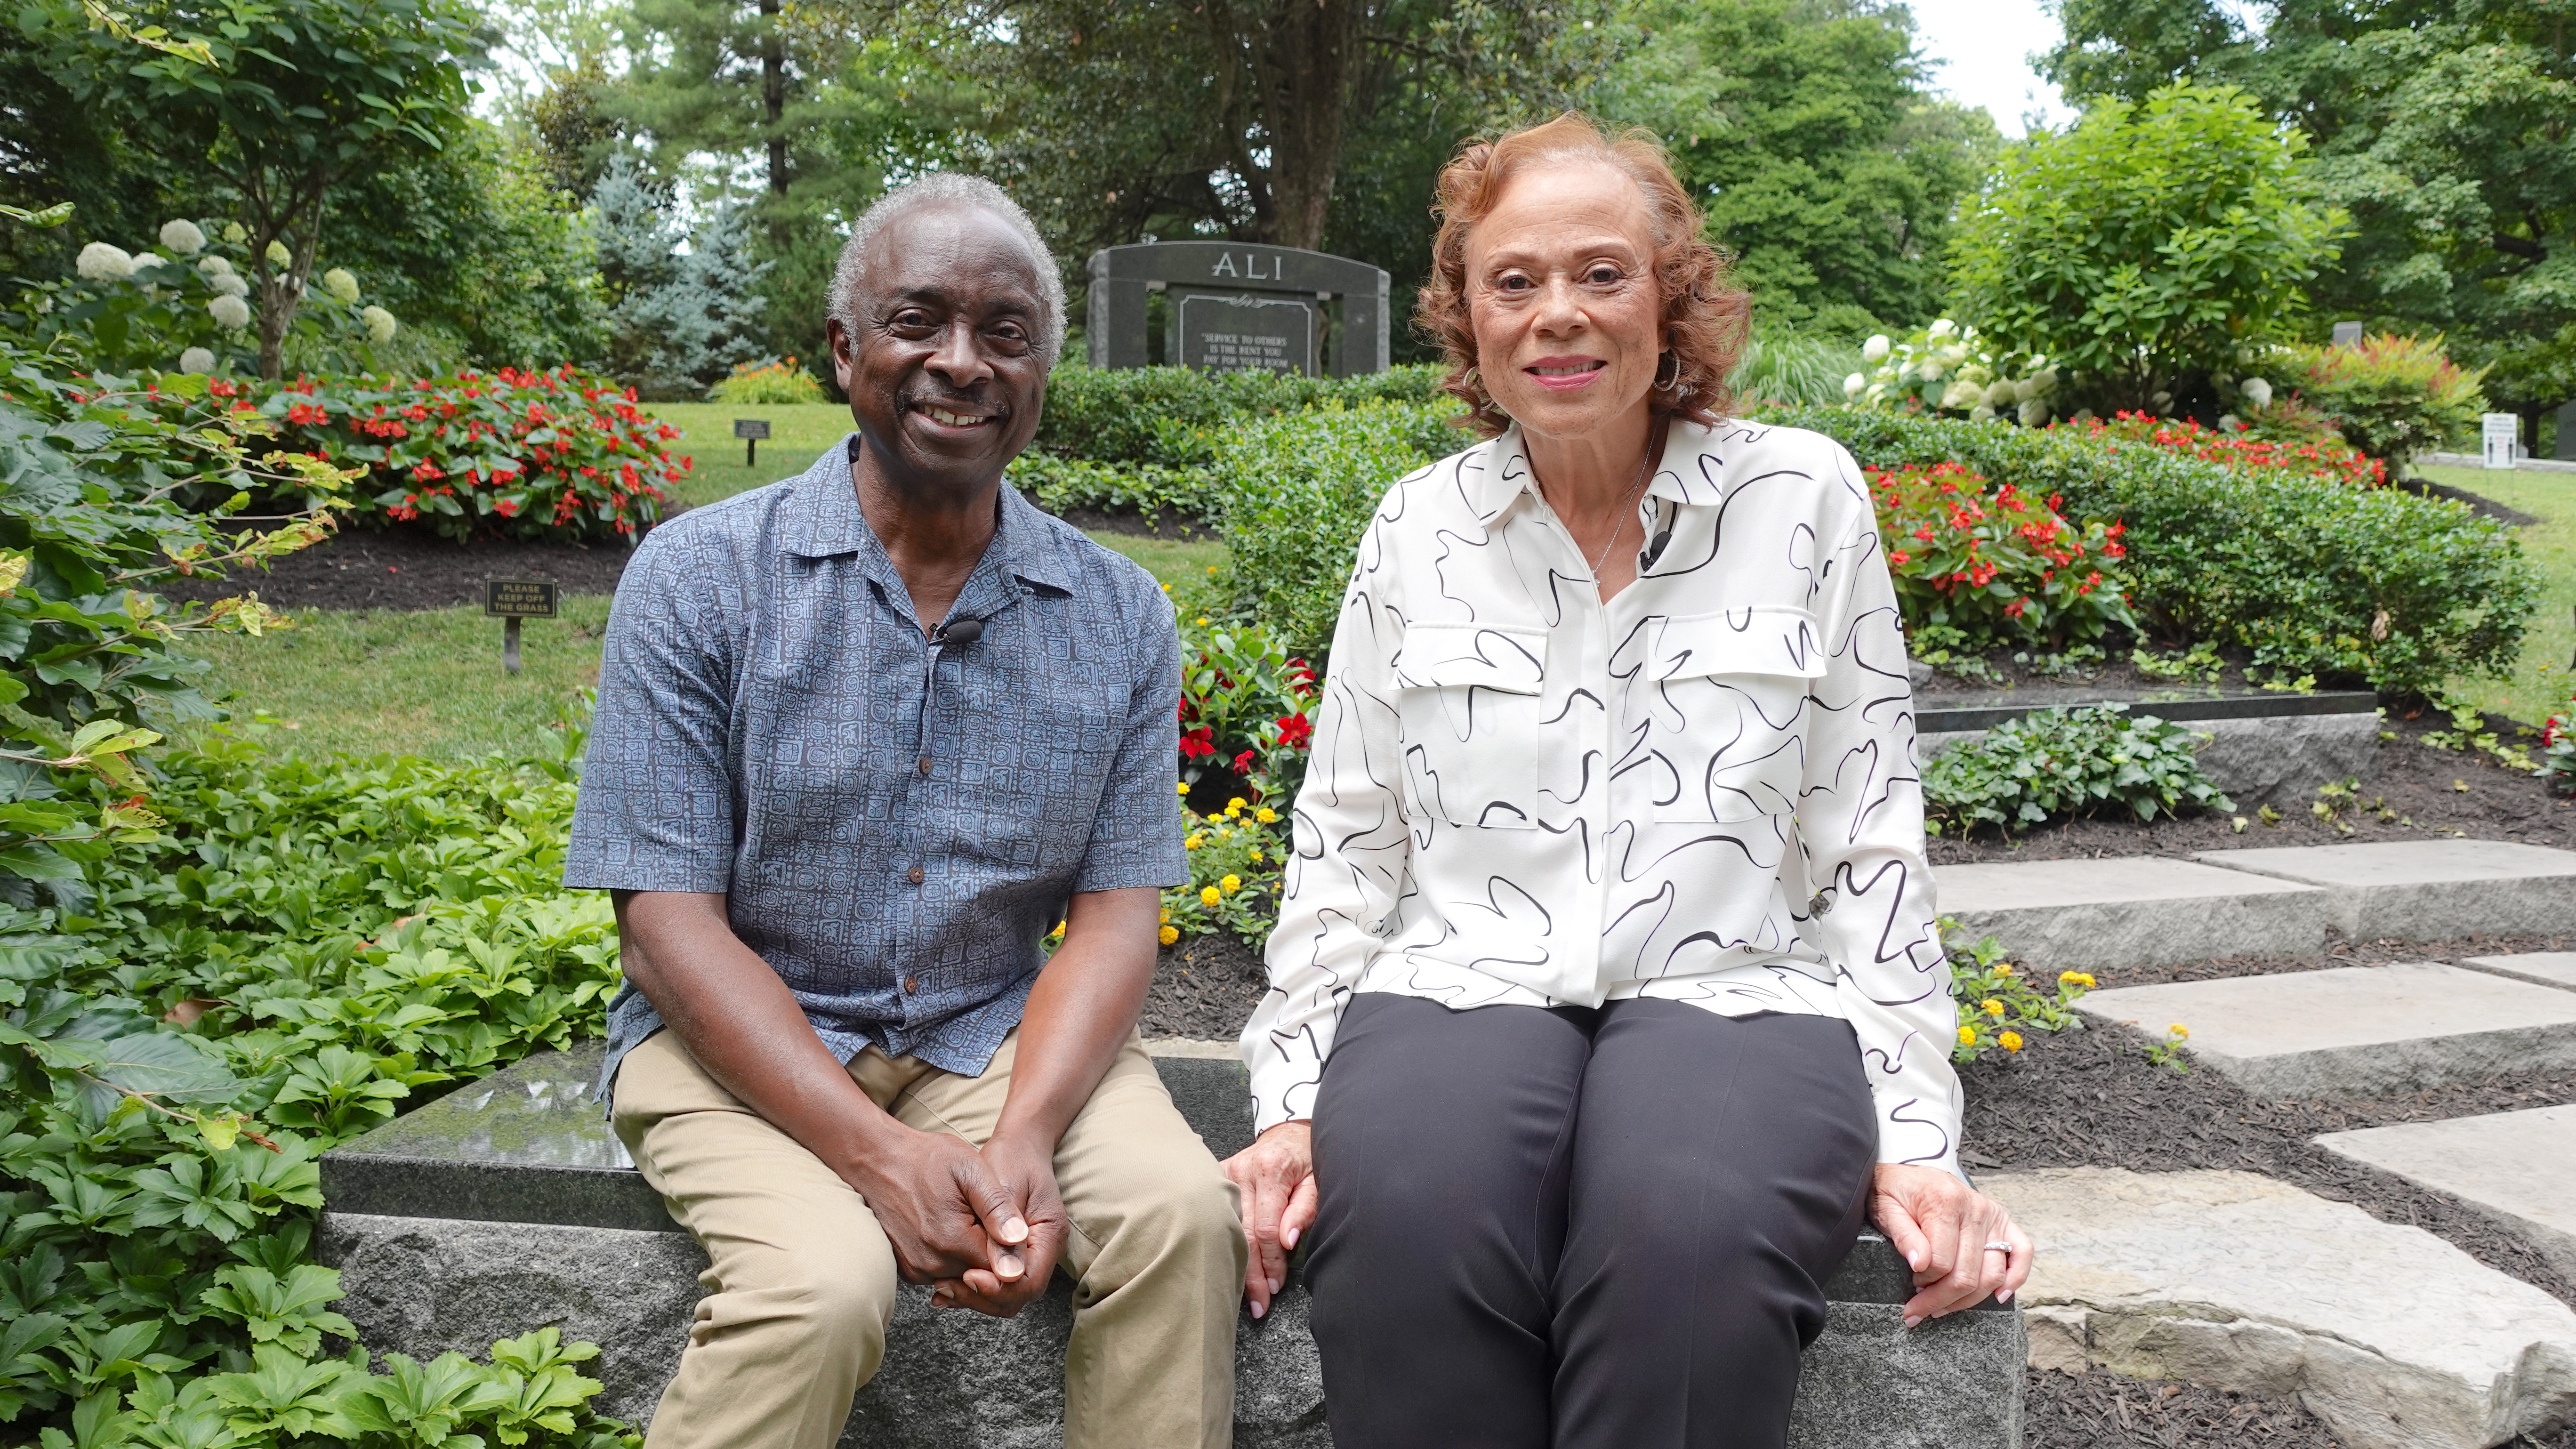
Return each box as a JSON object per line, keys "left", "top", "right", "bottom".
{"left": 1086, "top": 241, "right": 1390, "bottom": 377}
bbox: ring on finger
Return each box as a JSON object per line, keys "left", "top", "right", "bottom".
{"left": 1982, "top": 1240, "right": 2014, "bottom": 1254}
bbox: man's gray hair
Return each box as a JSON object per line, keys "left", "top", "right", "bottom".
{"left": 829, "top": 173, "right": 1067, "bottom": 366}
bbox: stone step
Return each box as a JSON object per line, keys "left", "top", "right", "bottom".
{"left": 320, "top": 1042, "right": 2024, "bottom": 1449}
{"left": 2459, "top": 952, "right": 2576, "bottom": 993}
{"left": 2073, "top": 962, "right": 2576, "bottom": 1098}
{"left": 1934, "top": 856, "right": 2333, "bottom": 969}
{"left": 2192, "top": 840, "right": 2576, "bottom": 940}
{"left": 2314, "top": 1105, "right": 2576, "bottom": 1284}
{"left": 1985, "top": 1167, "right": 2576, "bottom": 1449}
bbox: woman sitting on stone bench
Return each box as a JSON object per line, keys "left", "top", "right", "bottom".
{"left": 1220, "top": 113, "right": 2034, "bottom": 1449}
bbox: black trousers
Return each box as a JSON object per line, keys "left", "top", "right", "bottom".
{"left": 1304, "top": 993, "right": 1879, "bottom": 1449}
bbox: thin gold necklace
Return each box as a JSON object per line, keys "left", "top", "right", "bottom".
{"left": 1556, "top": 444, "right": 1655, "bottom": 579}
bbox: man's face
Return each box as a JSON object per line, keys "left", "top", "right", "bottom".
{"left": 829, "top": 202, "right": 1050, "bottom": 493}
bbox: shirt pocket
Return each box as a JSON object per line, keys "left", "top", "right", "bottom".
{"left": 1643, "top": 607, "right": 1826, "bottom": 823}
{"left": 1392, "top": 623, "right": 1547, "bottom": 831}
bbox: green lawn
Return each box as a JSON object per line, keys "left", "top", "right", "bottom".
{"left": 650, "top": 402, "right": 855, "bottom": 509}
{"left": 2425, "top": 461, "right": 2576, "bottom": 725}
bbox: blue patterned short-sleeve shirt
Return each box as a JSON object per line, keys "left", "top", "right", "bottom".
{"left": 566, "top": 437, "right": 1186, "bottom": 1099}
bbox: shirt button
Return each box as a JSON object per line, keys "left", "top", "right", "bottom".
{"left": 907, "top": 865, "right": 925, "bottom": 884}
{"left": 903, "top": 975, "right": 920, "bottom": 994}
{"left": 918, "top": 756, "right": 931, "bottom": 775}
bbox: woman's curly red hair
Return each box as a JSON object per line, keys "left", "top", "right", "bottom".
{"left": 1418, "top": 112, "right": 1748, "bottom": 437}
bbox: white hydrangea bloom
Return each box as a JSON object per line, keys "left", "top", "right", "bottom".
{"left": 322, "top": 268, "right": 359, "bottom": 303}
{"left": 177, "top": 346, "right": 216, "bottom": 374}
{"left": 198, "top": 255, "right": 233, "bottom": 277}
{"left": 77, "top": 242, "right": 134, "bottom": 281}
{"left": 1915, "top": 359, "right": 1947, "bottom": 383}
{"left": 1843, "top": 371, "right": 1867, "bottom": 399}
{"left": 362, "top": 305, "right": 398, "bottom": 344}
{"left": 129, "top": 253, "right": 165, "bottom": 276}
{"left": 1861, "top": 334, "right": 1890, "bottom": 364}
{"left": 2019, "top": 399, "right": 2051, "bottom": 428}
{"left": 1968, "top": 404, "right": 1996, "bottom": 423}
{"left": 222, "top": 222, "right": 247, "bottom": 244}
{"left": 211, "top": 272, "right": 250, "bottom": 298}
{"left": 265, "top": 239, "right": 291, "bottom": 267}
{"left": 1941, "top": 378, "right": 1983, "bottom": 410}
{"left": 2241, "top": 377, "right": 2273, "bottom": 409}
{"left": 208, "top": 293, "right": 253, "bottom": 330}
{"left": 159, "top": 220, "right": 207, "bottom": 256}
{"left": 1981, "top": 379, "right": 2014, "bottom": 408}
{"left": 1928, "top": 318, "right": 1956, "bottom": 338}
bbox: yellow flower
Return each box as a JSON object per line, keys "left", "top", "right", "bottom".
{"left": 1196, "top": 616, "right": 1211, "bottom": 625}
{"left": 2169, "top": 1023, "right": 2190, "bottom": 1039}
{"left": 1248, "top": 849, "right": 1262, "bottom": 862}
{"left": 1200, "top": 886, "right": 1221, "bottom": 907}
{"left": 2058, "top": 970, "right": 2095, "bottom": 988}
{"left": 1226, "top": 797, "right": 1248, "bottom": 813}
{"left": 1158, "top": 924, "right": 1180, "bottom": 946}
{"left": 1256, "top": 807, "right": 1279, "bottom": 823}
{"left": 1046, "top": 921, "right": 1065, "bottom": 940}
{"left": 1176, "top": 780, "right": 1190, "bottom": 795}
{"left": 1184, "top": 834, "right": 1204, "bottom": 850}
{"left": 1160, "top": 583, "right": 1172, "bottom": 594}
{"left": 1981, "top": 998, "right": 2004, "bottom": 1017}
{"left": 1221, "top": 874, "right": 1241, "bottom": 894}
{"left": 1992, "top": 964, "right": 2014, "bottom": 978}
{"left": 1956, "top": 1025, "right": 1977, "bottom": 1046}
{"left": 1999, "top": 1030, "right": 2024, "bottom": 1052}
{"left": 1159, "top": 909, "right": 1171, "bottom": 924}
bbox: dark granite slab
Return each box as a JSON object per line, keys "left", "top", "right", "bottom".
{"left": 322, "top": 1042, "right": 1990, "bottom": 1311}
{"left": 1918, "top": 685, "right": 2376, "bottom": 734}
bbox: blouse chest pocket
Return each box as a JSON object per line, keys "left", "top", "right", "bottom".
{"left": 1642, "top": 607, "right": 1826, "bottom": 823}
{"left": 1393, "top": 624, "right": 1547, "bottom": 831}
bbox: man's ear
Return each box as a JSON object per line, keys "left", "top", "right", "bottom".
{"left": 825, "top": 316, "right": 858, "bottom": 397}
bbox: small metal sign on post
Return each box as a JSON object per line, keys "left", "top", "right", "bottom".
{"left": 2332, "top": 321, "right": 2365, "bottom": 348}
{"left": 733, "top": 418, "right": 771, "bottom": 467}
{"left": 2483, "top": 413, "right": 2521, "bottom": 470}
{"left": 486, "top": 580, "right": 557, "bottom": 675}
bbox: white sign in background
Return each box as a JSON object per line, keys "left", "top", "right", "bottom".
{"left": 2483, "top": 413, "right": 2521, "bottom": 470}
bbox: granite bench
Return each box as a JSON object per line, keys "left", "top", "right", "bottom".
{"left": 319, "top": 1040, "right": 2024, "bottom": 1448}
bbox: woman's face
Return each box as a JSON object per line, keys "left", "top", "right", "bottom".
{"left": 1464, "top": 158, "right": 1665, "bottom": 443}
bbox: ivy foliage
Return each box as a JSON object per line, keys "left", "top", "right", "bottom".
{"left": 1, "top": 728, "right": 638, "bottom": 1447}
{"left": 1922, "top": 704, "right": 2234, "bottom": 834}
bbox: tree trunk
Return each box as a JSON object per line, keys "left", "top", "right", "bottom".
{"left": 1249, "top": 0, "right": 1364, "bottom": 252}
{"left": 251, "top": 186, "right": 329, "bottom": 381}
{"left": 762, "top": 0, "right": 787, "bottom": 196}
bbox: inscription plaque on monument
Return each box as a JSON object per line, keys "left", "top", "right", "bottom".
{"left": 1087, "top": 241, "right": 1389, "bottom": 377}
{"left": 1177, "top": 295, "right": 1315, "bottom": 374}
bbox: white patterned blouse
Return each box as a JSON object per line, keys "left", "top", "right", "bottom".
{"left": 1239, "top": 415, "right": 1964, "bottom": 1174}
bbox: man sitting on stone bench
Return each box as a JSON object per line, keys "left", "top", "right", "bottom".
{"left": 564, "top": 174, "right": 1242, "bottom": 1449}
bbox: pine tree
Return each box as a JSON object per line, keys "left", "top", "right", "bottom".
{"left": 585, "top": 155, "right": 769, "bottom": 398}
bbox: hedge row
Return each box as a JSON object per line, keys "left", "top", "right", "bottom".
{"left": 1173, "top": 392, "right": 2533, "bottom": 700}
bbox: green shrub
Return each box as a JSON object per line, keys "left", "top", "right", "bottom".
{"left": 1947, "top": 82, "right": 2346, "bottom": 415}
{"left": 1765, "top": 404, "right": 2537, "bottom": 698}
{"left": 1730, "top": 330, "right": 1864, "bottom": 408}
{"left": 1006, "top": 453, "right": 1217, "bottom": 522}
{"left": 2276, "top": 334, "right": 2488, "bottom": 468}
{"left": 708, "top": 358, "right": 827, "bottom": 405}
{"left": 1033, "top": 363, "right": 1447, "bottom": 469}
{"left": 1213, "top": 399, "right": 1462, "bottom": 659}
{"left": 0, "top": 726, "right": 637, "bottom": 1445}
{"left": 1922, "top": 704, "right": 2234, "bottom": 833}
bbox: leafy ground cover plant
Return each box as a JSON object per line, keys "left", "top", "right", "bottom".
{"left": 1942, "top": 919, "right": 2094, "bottom": 1065}
{"left": 2274, "top": 334, "right": 2487, "bottom": 469}
{"left": 1922, "top": 704, "right": 2235, "bottom": 834}
{"left": 1, "top": 725, "right": 637, "bottom": 1446}
{"left": 264, "top": 366, "right": 684, "bottom": 541}
{"left": 1177, "top": 616, "right": 1316, "bottom": 803}
{"left": 1768, "top": 403, "right": 2536, "bottom": 699}
{"left": 1166, "top": 788, "right": 1286, "bottom": 947}
{"left": 1867, "top": 459, "right": 2133, "bottom": 654}
{"left": 2068, "top": 411, "right": 2384, "bottom": 488}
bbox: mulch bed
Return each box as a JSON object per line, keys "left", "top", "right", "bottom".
{"left": 157, "top": 521, "right": 642, "bottom": 613}
{"left": 1139, "top": 931, "right": 1269, "bottom": 1041}
{"left": 1928, "top": 706, "right": 2576, "bottom": 865}
{"left": 2025, "top": 1367, "right": 2576, "bottom": 1448}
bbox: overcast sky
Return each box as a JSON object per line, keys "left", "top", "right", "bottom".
{"left": 1907, "top": 0, "right": 2078, "bottom": 137}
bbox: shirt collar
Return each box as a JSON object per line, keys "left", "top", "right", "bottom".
{"left": 776, "top": 434, "right": 1075, "bottom": 596}
{"left": 1466, "top": 415, "right": 1731, "bottom": 525}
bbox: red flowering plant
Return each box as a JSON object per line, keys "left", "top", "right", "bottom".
{"left": 2065, "top": 411, "right": 2384, "bottom": 489}
{"left": 1177, "top": 614, "right": 1319, "bottom": 804}
{"left": 2539, "top": 698, "right": 2576, "bottom": 796}
{"left": 258, "top": 365, "right": 688, "bottom": 541}
{"left": 1869, "top": 460, "right": 2137, "bottom": 651}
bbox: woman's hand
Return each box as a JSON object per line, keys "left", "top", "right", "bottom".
{"left": 1219, "top": 1120, "right": 1317, "bottom": 1320}
{"left": 1868, "top": 1162, "right": 2033, "bottom": 1328}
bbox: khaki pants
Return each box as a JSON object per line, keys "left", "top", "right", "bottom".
{"left": 612, "top": 1027, "right": 1245, "bottom": 1449}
